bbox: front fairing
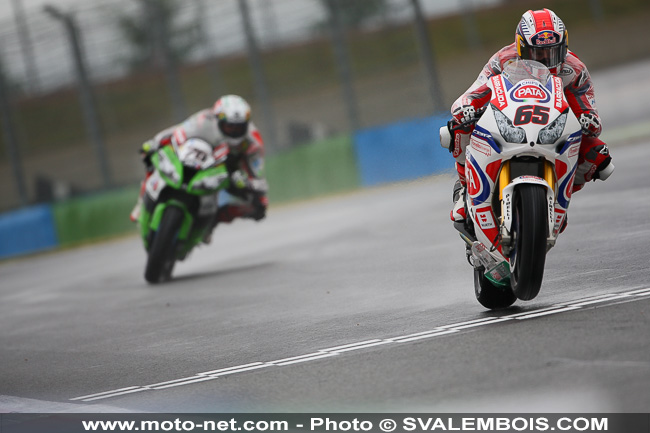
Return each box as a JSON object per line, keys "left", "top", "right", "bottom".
{"left": 465, "top": 61, "right": 582, "bottom": 261}
{"left": 151, "top": 143, "right": 229, "bottom": 196}
{"left": 140, "top": 140, "right": 229, "bottom": 251}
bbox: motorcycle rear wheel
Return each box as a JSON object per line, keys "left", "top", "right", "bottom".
{"left": 474, "top": 266, "right": 517, "bottom": 309}
{"left": 144, "top": 206, "right": 184, "bottom": 284}
{"left": 509, "top": 184, "right": 547, "bottom": 301}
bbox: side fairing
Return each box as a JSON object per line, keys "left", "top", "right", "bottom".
{"left": 152, "top": 146, "right": 183, "bottom": 189}
{"left": 144, "top": 171, "right": 166, "bottom": 202}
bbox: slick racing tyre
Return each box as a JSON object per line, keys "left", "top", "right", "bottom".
{"left": 509, "top": 184, "right": 547, "bottom": 301}
{"left": 144, "top": 206, "right": 184, "bottom": 284}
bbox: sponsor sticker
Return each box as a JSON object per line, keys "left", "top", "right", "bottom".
{"left": 517, "top": 175, "right": 545, "bottom": 182}
{"left": 568, "top": 144, "right": 580, "bottom": 158}
{"left": 146, "top": 172, "right": 164, "bottom": 200}
{"left": 477, "top": 209, "right": 496, "bottom": 229}
{"left": 491, "top": 76, "right": 508, "bottom": 110}
{"left": 511, "top": 83, "right": 550, "bottom": 102}
{"left": 213, "top": 143, "right": 229, "bottom": 162}
{"left": 503, "top": 191, "right": 512, "bottom": 224}
{"left": 467, "top": 163, "right": 479, "bottom": 197}
{"left": 553, "top": 77, "right": 565, "bottom": 111}
{"left": 559, "top": 65, "right": 574, "bottom": 76}
{"left": 453, "top": 132, "right": 464, "bottom": 158}
{"left": 532, "top": 31, "right": 559, "bottom": 45}
{"left": 554, "top": 208, "right": 566, "bottom": 235}
{"left": 470, "top": 137, "right": 491, "bottom": 157}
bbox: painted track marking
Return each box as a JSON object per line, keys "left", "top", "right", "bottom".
{"left": 71, "top": 287, "right": 650, "bottom": 402}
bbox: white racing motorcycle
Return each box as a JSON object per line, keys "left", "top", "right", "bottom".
{"left": 440, "top": 59, "right": 613, "bottom": 309}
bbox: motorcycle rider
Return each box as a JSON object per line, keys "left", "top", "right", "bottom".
{"left": 449, "top": 8, "right": 614, "bottom": 222}
{"left": 130, "top": 94, "right": 268, "bottom": 240}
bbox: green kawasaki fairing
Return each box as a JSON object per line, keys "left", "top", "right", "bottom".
{"left": 139, "top": 145, "right": 229, "bottom": 283}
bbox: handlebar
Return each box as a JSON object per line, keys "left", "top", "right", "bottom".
{"left": 449, "top": 106, "right": 487, "bottom": 132}
{"left": 439, "top": 106, "right": 487, "bottom": 150}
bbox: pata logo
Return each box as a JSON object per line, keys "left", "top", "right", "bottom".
{"left": 511, "top": 83, "right": 550, "bottom": 103}
{"left": 514, "top": 85, "right": 547, "bottom": 100}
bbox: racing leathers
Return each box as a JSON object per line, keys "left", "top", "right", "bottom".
{"left": 449, "top": 43, "right": 613, "bottom": 221}
{"left": 133, "top": 108, "right": 268, "bottom": 227}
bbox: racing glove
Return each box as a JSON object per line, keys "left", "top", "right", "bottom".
{"left": 578, "top": 112, "right": 602, "bottom": 137}
{"left": 230, "top": 170, "right": 269, "bottom": 194}
{"left": 250, "top": 195, "right": 268, "bottom": 221}
{"left": 139, "top": 140, "right": 155, "bottom": 172}
{"left": 452, "top": 105, "right": 479, "bottom": 125}
{"left": 229, "top": 170, "right": 269, "bottom": 221}
{"left": 230, "top": 170, "right": 249, "bottom": 191}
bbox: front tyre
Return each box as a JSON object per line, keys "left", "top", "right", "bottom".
{"left": 144, "top": 206, "right": 184, "bottom": 284}
{"left": 510, "top": 184, "right": 547, "bottom": 301}
{"left": 474, "top": 266, "right": 517, "bottom": 309}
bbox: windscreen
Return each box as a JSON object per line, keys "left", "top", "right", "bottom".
{"left": 501, "top": 59, "right": 552, "bottom": 86}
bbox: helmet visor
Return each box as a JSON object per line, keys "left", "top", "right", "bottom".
{"left": 520, "top": 44, "right": 566, "bottom": 69}
{"left": 219, "top": 120, "right": 248, "bottom": 139}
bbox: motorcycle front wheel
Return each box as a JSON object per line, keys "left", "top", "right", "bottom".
{"left": 509, "top": 184, "right": 547, "bottom": 301}
{"left": 144, "top": 206, "right": 184, "bottom": 284}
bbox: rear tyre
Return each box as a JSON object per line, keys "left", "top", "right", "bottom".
{"left": 510, "top": 184, "right": 548, "bottom": 301}
{"left": 144, "top": 206, "right": 184, "bottom": 284}
{"left": 474, "top": 266, "right": 517, "bottom": 309}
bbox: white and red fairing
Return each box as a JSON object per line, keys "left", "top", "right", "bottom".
{"left": 465, "top": 70, "right": 582, "bottom": 261}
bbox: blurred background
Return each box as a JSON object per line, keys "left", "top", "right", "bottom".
{"left": 0, "top": 0, "right": 649, "bottom": 214}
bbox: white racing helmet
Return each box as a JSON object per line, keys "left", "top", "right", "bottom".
{"left": 213, "top": 95, "right": 251, "bottom": 146}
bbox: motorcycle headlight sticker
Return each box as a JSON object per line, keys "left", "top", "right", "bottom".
{"left": 537, "top": 112, "right": 568, "bottom": 144}
{"left": 493, "top": 107, "right": 527, "bottom": 144}
{"left": 158, "top": 152, "right": 181, "bottom": 184}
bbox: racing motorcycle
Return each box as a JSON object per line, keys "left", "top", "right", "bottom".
{"left": 138, "top": 137, "right": 229, "bottom": 283}
{"left": 440, "top": 59, "right": 602, "bottom": 309}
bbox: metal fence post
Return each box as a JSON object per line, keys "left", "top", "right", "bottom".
{"left": 260, "top": 0, "right": 281, "bottom": 49}
{"left": 325, "top": 0, "right": 360, "bottom": 132}
{"left": 410, "top": 0, "right": 444, "bottom": 114}
{"left": 238, "top": 0, "right": 279, "bottom": 152}
{"left": 0, "top": 59, "right": 28, "bottom": 206}
{"left": 460, "top": 0, "right": 481, "bottom": 51}
{"left": 44, "top": 5, "right": 112, "bottom": 188}
{"left": 146, "top": 0, "right": 188, "bottom": 123}
{"left": 197, "top": 0, "right": 224, "bottom": 99}
{"left": 11, "top": 0, "right": 41, "bottom": 94}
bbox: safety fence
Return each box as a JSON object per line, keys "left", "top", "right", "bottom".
{"left": 0, "top": 114, "right": 451, "bottom": 259}
{"left": 2, "top": 0, "right": 635, "bottom": 213}
{"left": 1, "top": 0, "right": 648, "bottom": 259}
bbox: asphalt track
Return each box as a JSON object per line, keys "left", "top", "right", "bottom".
{"left": 1, "top": 62, "right": 650, "bottom": 414}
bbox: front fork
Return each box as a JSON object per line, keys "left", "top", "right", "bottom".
{"left": 498, "top": 159, "right": 557, "bottom": 256}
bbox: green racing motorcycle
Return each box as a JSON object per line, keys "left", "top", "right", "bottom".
{"left": 138, "top": 138, "right": 229, "bottom": 283}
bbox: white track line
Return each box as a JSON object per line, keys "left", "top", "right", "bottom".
{"left": 514, "top": 306, "right": 581, "bottom": 319}
{"left": 274, "top": 353, "right": 336, "bottom": 366}
{"left": 198, "top": 362, "right": 264, "bottom": 376}
{"left": 393, "top": 329, "right": 459, "bottom": 343}
{"left": 71, "top": 287, "right": 650, "bottom": 402}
